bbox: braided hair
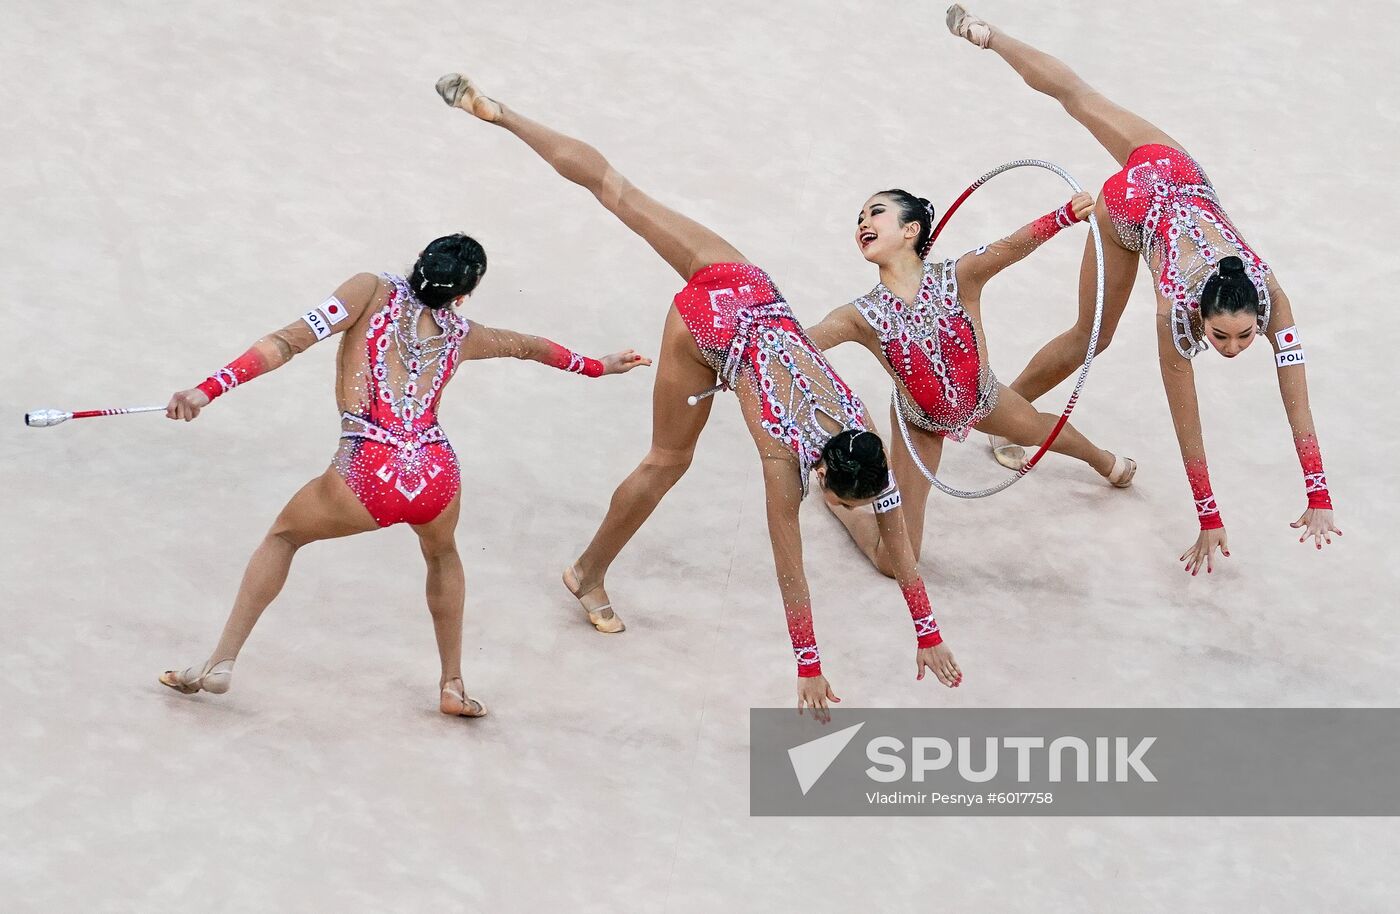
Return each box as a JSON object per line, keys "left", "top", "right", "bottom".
{"left": 820, "top": 429, "right": 890, "bottom": 501}
{"left": 876, "top": 188, "right": 938, "bottom": 259}
{"left": 1199, "top": 255, "right": 1261, "bottom": 320}
{"left": 409, "top": 234, "right": 488, "bottom": 309}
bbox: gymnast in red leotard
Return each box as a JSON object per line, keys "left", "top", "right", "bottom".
{"left": 947, "top": 5, "right": 1341, "bottom": 575}
{"left": 158, "top": 235, "right": 650, "bottom": 717}
{"left": 807, "top": 189, "right": 1136, "bottom": 575}
{"left": 435, "top": 71, "right": 962, "bottom": 717}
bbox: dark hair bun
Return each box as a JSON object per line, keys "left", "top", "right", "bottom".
{"left": 821, "top": 429, "right": 889, "bottom": 501}
{"left": 1199, "top": 254, "right": 1260, "bottom": 320}
{"left": 410, "top": 234, "right": 488, "bottom": 309}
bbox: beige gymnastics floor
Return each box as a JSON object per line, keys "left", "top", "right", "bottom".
{"left": 2, "top": 0, "right": 1397, "bottom": 910}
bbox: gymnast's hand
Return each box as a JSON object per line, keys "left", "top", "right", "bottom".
{"left": 797, "top": 674, "right": 839, "bottom": 724}
{"left": 917, "top": 644, "right": 963, "bottom": 688}
{"left": 1291, "top": 507, "right": 1342, "bottom": 551}
{"left": 1179, "top": 527, "right": 1229, "bottom": 576}
{"left": 165, "top": 388, "right": 211, "bottom": 422}
{"left": 1069, "top": 191, "right": 1095, "bottom": 222}
{"left": 600, "top": 349, "right": 653, "bottom": 375}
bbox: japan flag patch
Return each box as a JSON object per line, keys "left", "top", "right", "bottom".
{"left": 1274, "top": 325, "right": 1300, "bottom": 349}
{"left": 319, "top": 296, "right": 349, "bottom": 325}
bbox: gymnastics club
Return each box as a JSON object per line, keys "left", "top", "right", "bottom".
{"left": 24, "top": 405, "right": 167, "bottom": 428}
{"left": 686, "top": 383, "right": 726, "bottom": 407}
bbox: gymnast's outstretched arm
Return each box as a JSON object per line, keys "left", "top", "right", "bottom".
{"left": 458, "top": 324, "right": 651, "bottom": 376}
{"left": 804, "top": 303, "right": 871, "bottom": 353}
{"left": 758, "top": 454, "right": 840, "bottom": 720}
{"left": 953, "top": 192, "right": 1094, "bottom": 293}
{"left": 1156, "top": 312, "right": 1229, "bottom": 576}
{"left": 1261, "top": 275, "right": 1340, "bottom": 549}
{"left": 165, "top": 272, "right": 381, "bottom": 421}
{"left": 869, "top": 487, "right": 963, "bottom": 688}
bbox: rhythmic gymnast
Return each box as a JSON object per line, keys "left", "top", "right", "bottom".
{"left": 158, "top": 236, "right": 649, "bottom": 716}
{"left": 806, "top": 189, "right": 1136, "bottom": 575}
{"left": 947, "top": 5, "right": 1341, "bottom": 574}
{"left": 434, "top": 72, "right": 962, "bottom": 715}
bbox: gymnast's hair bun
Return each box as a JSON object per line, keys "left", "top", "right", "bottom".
{"left": 1199, "top": 255, "right": 1260, "bottom": 319}
{"left": 1217, "top": 256, "right": 1246, "bottom": 278}
{"left": 410, "top": 234, "right": 488, "bottom": 309}
{"left": 821, "top": 429, "right": 890, "bottom": 501}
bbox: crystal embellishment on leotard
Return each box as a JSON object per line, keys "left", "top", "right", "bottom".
{"left": 337, "top": 275, "right": 467, "bottom": 515}
{"left": 1303, "top": 472, "right": 1327, "bottom": 494}
{"left": 718, "top": 300, "right": 867, "bottom": 495}
{"left": 852, "top": 259, "right": 998, "bottom": 441}
{"left": 1112, "top": 151, "right": 1272, "bottom": 359}
{"left": 1194, "top": 495, "right": 1220, "bottom": 520}
{"left": 913, "top": 616, "right": 939, "bottom": 639}
{"left": 793, "top": 645, "right": 821, "bottom": 668}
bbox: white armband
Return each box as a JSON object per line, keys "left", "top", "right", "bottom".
{"left": 1275, "top": 348, "right": 1306, "bottom": 368}
{"left": 300, "top": 296, "right": 350, "bottom": 340}
{"left": 872, "top": 481, "right": 903, "bottom": 514}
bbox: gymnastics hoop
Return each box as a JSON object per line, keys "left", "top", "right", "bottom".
{"left": 893, "top": 158, "right": 1106, "bottom": 499}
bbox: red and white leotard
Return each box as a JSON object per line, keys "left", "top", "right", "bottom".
{"left": 1101, "top": 143, "right": 1272, "bottom": 358}
{"left": 674, "top": 262, "right": 869, "bottom": 494}
{"left": 194, "top": 272, "right": 605, "bottom": 529}
{"left": 673, "top": 262, "right": 942, "bottom": 678}
{"left": 850, "top": 258, "right": 997, "bottom": 441}
{"left": 333, "top": 274, "right": 468, "bottom": 526}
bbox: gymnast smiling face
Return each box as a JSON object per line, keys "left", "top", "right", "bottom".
{"left": 856, "top": 192, "right": 930, "bottom": 266}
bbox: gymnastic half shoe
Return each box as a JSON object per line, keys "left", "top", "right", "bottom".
{"left": 159, "top": 658, "right": 234, "bottom": 695}
{"left": 946, "top": 4, "right": 993, "bottom": 49}
{"left": 1108, "top": 455, "right": 1137, "bottom": 488}
{"left": 434, "top": 73, "right": 502, "bottom": 122}
{"left": 987, "top": 433, "right": 1027, "bottom": 471}
{"left": 441, "top": 678, "right": 488, "bottom": 718}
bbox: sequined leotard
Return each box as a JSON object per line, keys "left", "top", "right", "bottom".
{"left": 193, "top": 272, "right": 609, "bottom": 528}
{"left": 671, "top": 262, "right": 946, "bottom": 680}
{"left": 673, "top": 262, "right": 869, "bottom": 493}
{"left": 1101, "top": 144, "right": 1272, "bottom": 358}
{"left": 333, "top": 274, "right": 469, "bottom": 526}
{"left": 850, "top": 258, "right": 998, "bottom": 441}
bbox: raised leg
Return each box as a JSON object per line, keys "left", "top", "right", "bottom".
{"left": 566, "top": 307, "right": 719, "bottom": 627}
{"left": 950, "top": 6, "right": 1182, "bottom": 164}
{"left": 439, "top": 74, "right": 746, "bottom": 280}
{"left": 1007, "top": 210, "right": 1140, "bottom": 403}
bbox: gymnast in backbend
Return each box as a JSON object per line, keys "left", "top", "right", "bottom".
{"left": 159, "top": 235, "right": 649, "bottom": 717}
{"left": 435, "top": 71, "right": 962, "bottom": 717}
{"left": 947, "top": 5, "right": 1340, "bottom": 574}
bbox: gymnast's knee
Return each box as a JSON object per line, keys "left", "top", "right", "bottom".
{"left": 640, "top": 446, "right": 694, "bottom": 481}
{"left": 265, "top": 526, "right": 308, "bottom": 551}
{"left": 1066, "top": 323, "right": 1114, "bottom": 357}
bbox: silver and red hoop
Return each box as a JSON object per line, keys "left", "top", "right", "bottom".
{"left": 895, "top": 158, "right": 1106, "bottom": 499}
